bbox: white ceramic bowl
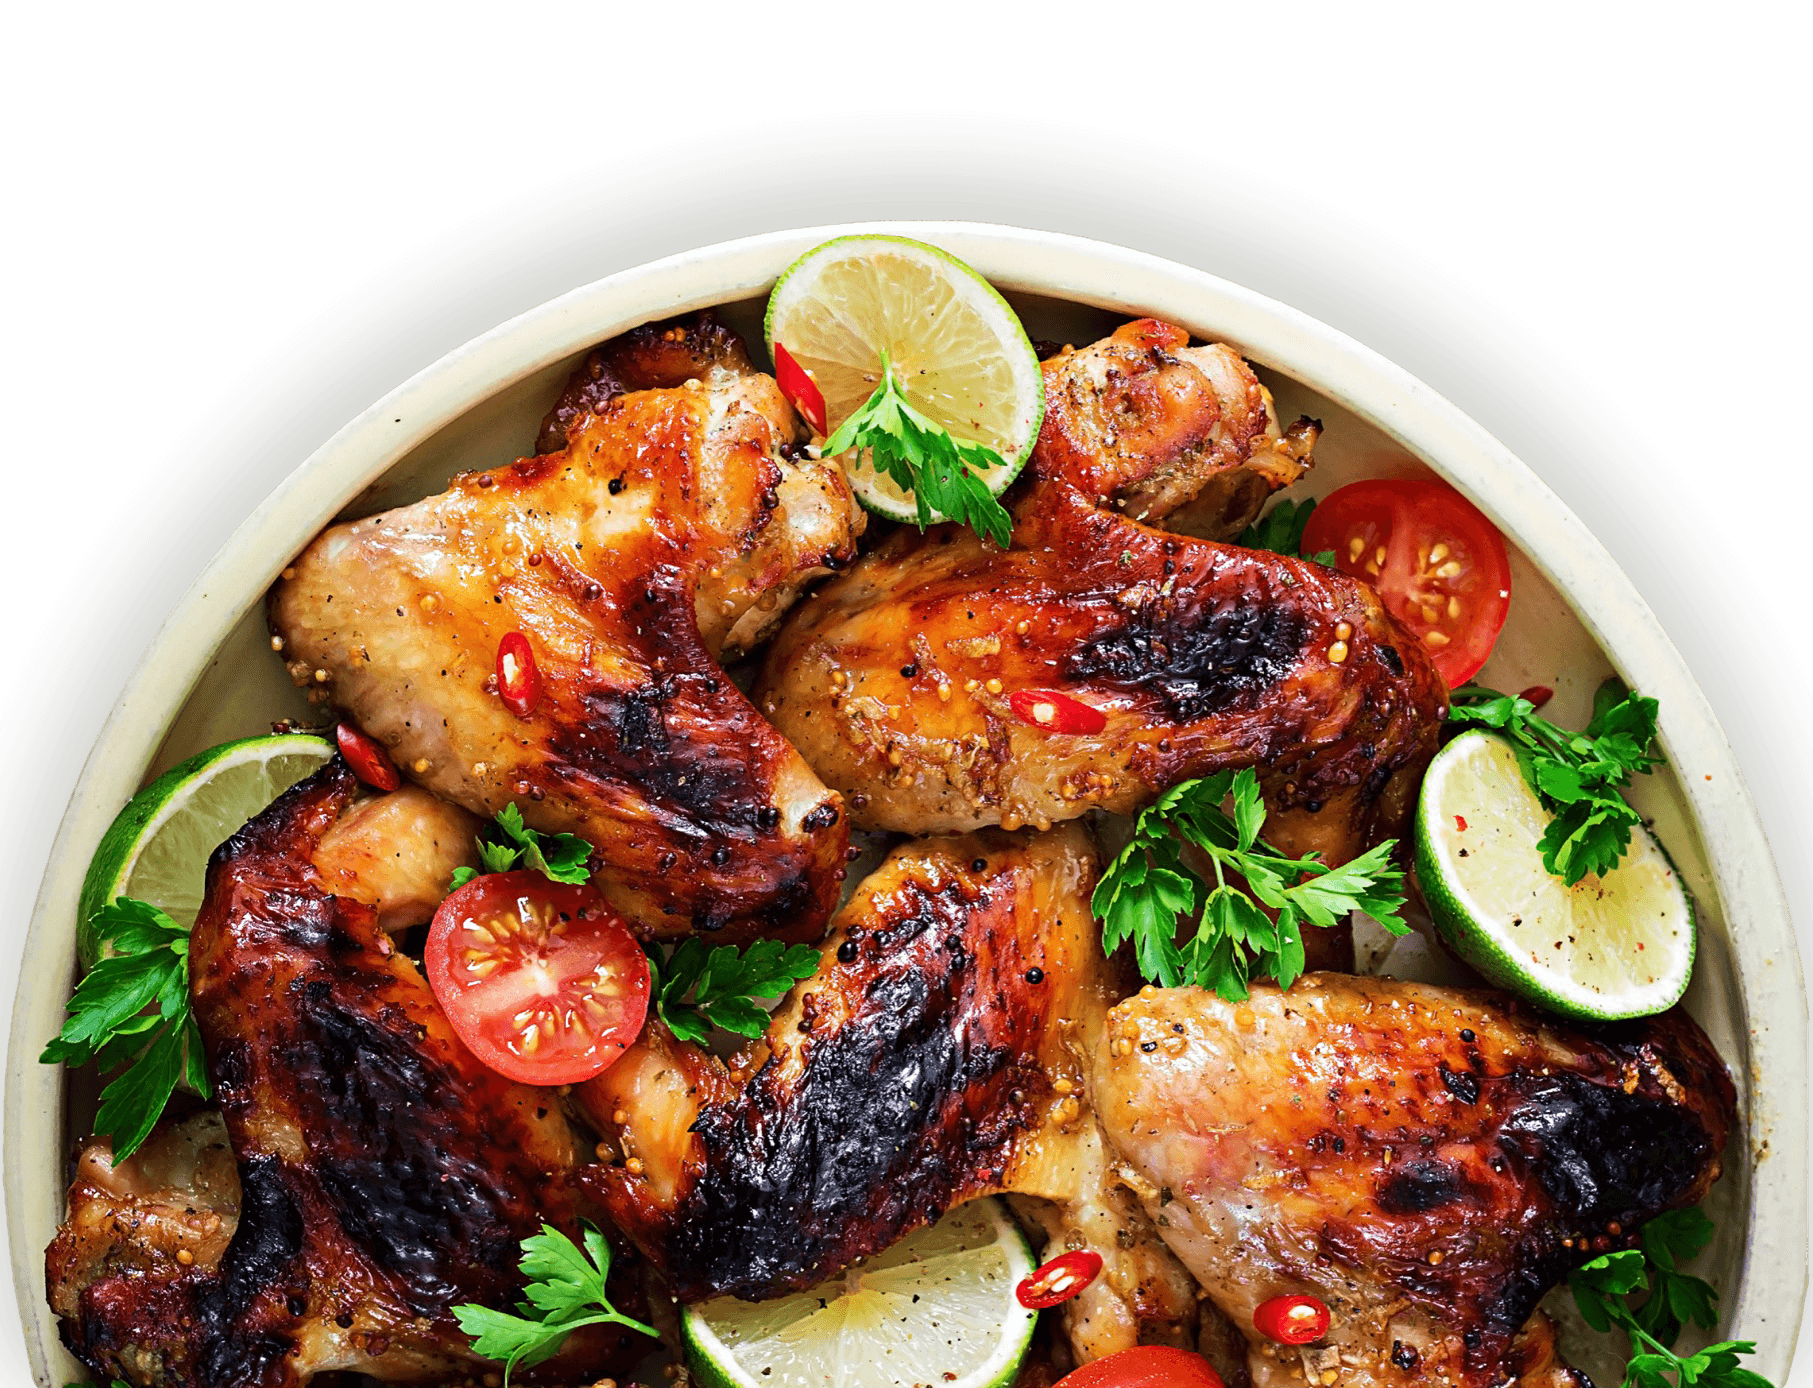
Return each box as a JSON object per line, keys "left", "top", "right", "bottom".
{"left": 8, "top": 223, "right": 1804, "bottom": 1385}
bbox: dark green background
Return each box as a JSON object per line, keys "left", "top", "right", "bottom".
{"left": 7, "top": 2, "right": 1805, "bottom": 1377}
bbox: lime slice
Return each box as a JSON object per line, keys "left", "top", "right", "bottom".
{"left": 764, "top": 235, "right": 1044, "bottom": 524}
{"left": 682, "top": 1198, "right": 1037, "bottom": 1388}
{"left": 78, "top": 733, "right": 334, "bottom": 968}
{"left": 1414, "top": 729, "right": 1695, "bottom": 1020}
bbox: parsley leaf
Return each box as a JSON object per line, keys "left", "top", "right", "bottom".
{"left": 821, "top": 351, "right": 1014, "bottom": 548}
{"left": 40, "top": 898, "right": 209, "bottom": 1161}
{"left": 1449, "top": 678, "right": 1662, "bottom": 885}
{"left": 447, "top": 804, "right": 594, "bottom": 893}
{"left": 454, "top": 1223, "right": 656, "bottom": 1385}
{"left": 1568, "top": 1207, "right": 1772, "bottom": 1388}
{"left": 1236, "top": 497, "right": 1336, "bottom": 566}
{"left": 1092, "top": 769, "right": 1409, "bottom": 1001}
{"left": 648, "top": 938, "right": 822, "bottom": 1043}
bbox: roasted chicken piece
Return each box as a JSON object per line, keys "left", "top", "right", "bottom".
{"left": 50, "top": 762, "right": 645, "bottom": 1387}
{"left": 576, "top": 826, "right": 1202, "bottom": 1365}
{"left": 270, "top": 312, "right": 861, "bottom": 942}
{"left": 1093, "top": 975, "right": 1737, "bottom": 1388}
{"left": 757, "top": 319, "right": 1445, "bottom": 871}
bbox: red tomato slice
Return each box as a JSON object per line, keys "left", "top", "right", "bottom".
{"left": 1301, "top": 478, "right": 1511, "bottom": 686}
{"left": 1055, "top": 1346, "right": 1225, "bottom": 1388}
{"left": 425, "top": 870, "right": 649, "bottom": 1085}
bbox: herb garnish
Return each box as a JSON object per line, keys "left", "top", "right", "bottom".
{"left": 1449, "top": 678, "right": 1662, "bottom": 885}
{"left": 40, "top": 898, "right": 209, "bottom": 1161}
{"left": 1237, "top": 497, "right": 1335, "bottom": 566}
{"left": 1569, "top": 1208, "right": 1773, "bottom": 1388}
{"left": 1092, "top": 768, "right": 1408, "bottom": 1000}
{"left": 647, "top": 937, "right": 822, "bottom": 1043}
{"left": 822, "top": 350, "right": 1014, "bottom": 547}
{"left": 454, "top": 1223, "right": 656, "bottom": 1385}
{"left": 448, "top": 804, "right": 593, "bottom": 892}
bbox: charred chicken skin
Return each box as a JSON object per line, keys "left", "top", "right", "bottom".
{"left": 575, "top": 825, "right": 1204, "bottom": 1363}
{"left": 756, "top": 319, "right": 1447, "bottom": 870}
{"left": 1093, "top": 975, "right": 1736, "bottom": 1388}
{"left": 50, "top": 763, "right": 644, "bottom": 1387}
{"left": 270, "top": 312, "right": 861, "bottom": 943}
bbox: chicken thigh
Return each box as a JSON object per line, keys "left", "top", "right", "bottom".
{"left": 50, "top": 762, "right": 645, "bottom": 1387}
{"left": 757, "top": 319, "right": 1446, "bottom": 870}
{"left": 1093, "top": 975, "right": 1736, "bottom": 1388}
{"left": 575, "top": 826, "right": 1204, "bottom": 1364}
{"left": 270, "top": 312, "right": 861, "bottom": 942}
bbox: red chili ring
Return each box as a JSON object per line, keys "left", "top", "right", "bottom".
{"left": 497, "top": 631, "right": 543, "bottom": 719}
{"left": 773, "top": 342, "right": 828, "bottom": 435}
{"left": 1016, "top": 1249, "right": 1104, "bottom": 1310}
{"left": 336, "top": 723, "right": 401, "bottom": 793}
{"left": 1253, "top": 1293, "right": 1330, "bottom": 1345}
{"left": 1008, "top": 688, "right": 1107, "bottom": 736}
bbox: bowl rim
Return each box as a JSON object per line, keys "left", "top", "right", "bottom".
{"left": 9, "top": 221, "right": 1804, "bottom": 1384}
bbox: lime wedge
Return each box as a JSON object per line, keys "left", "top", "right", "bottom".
{"left": 682, "top": 1198, "right": 1037, "bottom": 1388}
{"left": 1414, "top": 729, "right": 1695, "bottom": 1020}
{"left": 764, "top": 235, "right": 1044, "bottom": 524}
{"left": 78, "top": 733, "right": 334, "bottom": 968}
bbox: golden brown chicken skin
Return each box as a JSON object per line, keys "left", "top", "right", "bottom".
{"left": 1093, "top": 975, "right": 1736, "bottom": 1388}
{"left": 51, "top": 763, "right": 644, "bottom": 1387}
{"left": 270, "top": 313, "right": 862, "bottom": 942}
{"left": 758, "top": 485, "right": 1445, "bottom": 866}
{"left": 575, "top": 826, "right": 1202, "bottom": 1362}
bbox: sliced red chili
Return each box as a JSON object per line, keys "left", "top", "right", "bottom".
{"left": 1518, "top": 684, "right": 1555, "bottom": 711}
{"left": 1017, "top": 1250, "right": 1103, "bottom": 1309}
{"left": 336, "top": 722, "right": 401, "bottom": 792}
{"left": 1253, "top": 1293, "right": 1330, "bottom": 1345}
{"left": 497, "top": 631, "right": 543, "bottom": 719}
{"left": 773, "top": 341, "right": 828, "bottom": 435}
{"left": 1009, "top": 688, "right": 1107, "bottom": 736}
{"left": 1454, "top": 814, "right": 1469, "bottom": 832}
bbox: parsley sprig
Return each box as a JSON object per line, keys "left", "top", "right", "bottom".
{"left": 1237, "top": 497, "right": 1336, "bottom": 566}
{"left": 1570, "top": 1208, "right": 1772, "bottom": 1388}
{"left": 822, "top": 351, "right": 1014, "bottom": 548}
{"left": 1450, "top": 678, "right": 1662, "bottom": 885}
{"left": 648, "top": 938, "right": 821, "bottom": 1043}
{"left": 41, "top": 899, "right": 210, "bottom": 1161}
{"left": 454, "top": 1223, "right": 656, "bottom": 1385}
{"left": 1092, "top": 769, "right": 1408, "bottom": 1000}
{"left": 449, "top": 804, "right": 593, "bottom": 892}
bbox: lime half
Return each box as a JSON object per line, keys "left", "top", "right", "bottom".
{"left": 764, "top": 235, "right": 1044, "bottom": 524}
{"left": 1414, "top": 729, "right": 1694, "bottom": 1020}
{"left": 682, "top": 1198, "right": 1036, "bottom": 1388}
{"left": 78, "top": 733, "right": 333, "bottom": 968}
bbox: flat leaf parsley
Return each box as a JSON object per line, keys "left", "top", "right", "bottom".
{"left": 41, "top": 898, "right": 209, "bottom": 1161}
{"left": 822, "top": 350, "right": 1014, "bottom": 547}
{"left": 1569, "top": 1208, "right": 1773, "bottom": 1388}
{"left": 454, "top": 1223, "right": 656, "bottom": 1384}
{"left": 1450, "top": 678, "right": 1662, "bottom": 885}
{"left": 449, "top": 804, "right": 593, "bottom": 892}
{"left": 1237, "top": 497, "right": 1336, "bottom": 566}
{"left": 1092, "top": 768, "right": 1408, "bottom": 1000}
{"left": 648, "top": 937, "right": 821, "bottom": 1043}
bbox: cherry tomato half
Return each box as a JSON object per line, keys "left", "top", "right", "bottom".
{"left": 1055, "top": 1346, "right": 1225, "bottom": 1388}
{"left": 1017, "top": 1250, "right": 1104, "bottom": 1309}
{"left": 1301, "top": 479, "right": 1511, "bottom": 686}
{"left": 425, "top": 870, "right": 649, "bottom": 1086}
{"left": 336, "top": 722, "right": 401, "bottom": 792}
{"left": 1253, "top": 1293, "right": 1331, "bottom": 1345}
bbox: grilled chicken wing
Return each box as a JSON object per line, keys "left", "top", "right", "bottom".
{"left": 574, "top": 826, "right": 1201, "bottom": 1362}
{"left": 51, "top": 762, "right": 644, "bottom": 1387}
{"left": 756, "top": 320, "right": 1444, "bottom": 870}
{"left": 270, "top": 312, "right": 861, "bottom": 942}
{"left": 1093, "top": 975, "right": 1736, "bottom": 1388}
